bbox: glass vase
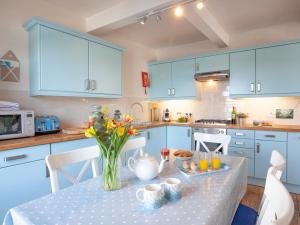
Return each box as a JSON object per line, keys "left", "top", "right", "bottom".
{"left": 102, "top": 152, "right": 122, "bottom": 191}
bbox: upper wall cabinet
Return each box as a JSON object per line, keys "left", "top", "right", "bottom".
{"left": 196, "top": 54, "right": 229, "bottom": 73}
{"left": 148, "top": 59, "right": 196, "bottom": 99}
{"left": 24, "top": 17, "right": 123, "bottom": 98}
{"left": 256, "top": 43, "right": 300, "bottom": 96}
{"left": 230, "top": 50, "right": 256, "bottom": 96}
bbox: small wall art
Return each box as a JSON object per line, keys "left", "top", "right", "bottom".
{"left": 0, "top": 50, "right": 20, "bottom": 82}
{"left": 276, "top": 109, "right": 294, "bottom": 119}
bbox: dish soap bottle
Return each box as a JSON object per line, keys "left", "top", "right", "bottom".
{"left": 231, "top": 106, "right": 237, "bottom": 124}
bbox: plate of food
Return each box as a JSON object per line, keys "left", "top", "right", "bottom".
{"left": 173, "top": 150, "right": 193, "bottom": 161}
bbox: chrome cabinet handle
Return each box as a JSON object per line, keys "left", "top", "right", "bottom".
{"left": 235, "top": 132, "right": 245, "bottom": 136}
{"left": 168, "top": 89, "right": 171, "bottom": 96}
{"left": 4, "top": 154, "right": 27, "bottom": 162}
{"left": 250, "top": 83, "right": 254, "bottom": 92}
{"left": 195, "top": 63, "right": 199, "bottom": 72}
{"left": 264, "top": 134, "right": 276, "bottom": 138}
{"left": 90, "top": 80, "right": 96, "bottom": 90}
{"left": 172, "top": 88, "right": 175, "bottom": 96}
{"left": 256, "top": 143, "right": 260, "bottom": 153}
{"left": 233, "top": 151, "right": 244, "bottom": 155}
{"left": 147, "top": 131, "right": 150, "bottom": 140}
{"left": 187, "top": 129, "right": 191, "bottom": 137}
{"left": 257, "top": 82, "right": 261, "bottom": 92}
{"left": 46, "top": 164, "right": 50, "bottom": 178}
{"left": 235, "top": 141, "right": 244, "bottom": 145}
{"left": 84, "top": 79, "right": 90, "bottom": 90}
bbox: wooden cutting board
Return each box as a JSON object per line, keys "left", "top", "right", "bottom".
{"left": 62, "top": 128, "right": 85, "bottom": 135}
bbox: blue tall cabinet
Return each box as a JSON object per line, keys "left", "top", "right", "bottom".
{"left": 167, "top": 126, "right": 192, "bottom": 150}
{"left": 24, "top": 17, "right": 123, "bottom": 98}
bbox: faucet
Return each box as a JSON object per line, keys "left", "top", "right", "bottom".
{"left": 130, "top": 102, "right": 144, "bottom": 112}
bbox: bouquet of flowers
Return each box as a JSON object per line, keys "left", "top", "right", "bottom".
{"left": 85, "top": 108, "right": 136, "bottom": 191}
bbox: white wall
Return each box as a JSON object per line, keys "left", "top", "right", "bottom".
{"left": 0, "top": 0, "right": 156, "bottom": 127}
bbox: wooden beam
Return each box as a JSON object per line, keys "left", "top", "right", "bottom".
{"left": 184, "top": 4, "right": 229, "bottom": 47}
{"left": 86, "top": 0, "right": 182, "bottom": 33}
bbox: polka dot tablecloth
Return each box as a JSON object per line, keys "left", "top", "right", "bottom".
{"left": 3, "top": 156, "right": 247, "bottom": 225}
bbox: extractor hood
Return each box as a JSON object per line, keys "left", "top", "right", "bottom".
{"left": 194, "top": 70, "right": 229, "bottom": 82}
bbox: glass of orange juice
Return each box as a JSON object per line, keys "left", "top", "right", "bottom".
{"left": 212, "top": 152, "right": 221, "bottom": 170}
{"left": 199, "top": 152, "right": 209, "bottom": 172}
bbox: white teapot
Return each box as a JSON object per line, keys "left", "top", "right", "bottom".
{"left": 128, "top": 153, "right": 166, "bottom": 181}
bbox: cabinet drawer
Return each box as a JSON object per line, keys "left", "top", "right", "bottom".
{"left": 227, "top": 129, "right": 254, "bottom": 139}
{"left": 228, "top": 147, "right": 254, "bottom": 159}
{"left": 229, "top": 138, "right": 254, "bottom": 149}
{"left": 0, "top": 145, "right": 50, "bottom": 168}
{"left": 51, "top": 138, "right": 98, "bottom": 154}
{"left": 255, "top": 131, "right": 287, "bottom": 142}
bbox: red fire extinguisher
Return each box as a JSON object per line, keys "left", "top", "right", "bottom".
{"left": 142, "top": 71, "right": 150, "bottom": 94}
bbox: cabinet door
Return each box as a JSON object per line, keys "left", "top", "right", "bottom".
{"left": 256, "top": 43, "right": 300, "bottom": 95}
{"left": 89, "top": 42, "right": 122, "bottom": 95}
{"left": 167, "top": 126, "right": 192, "bottom": 150}
{"left": 228, "top": 146, "right": 254, "bottom": 177}
{"left": 229, "top": 50, "right": 256, "bottom": 95}
{"left": 40, "top": 26, "right": 89, "bottom": 92}
{"left": 255, "top": 140, "right": 287, "bottom": 181}
{"left": 146, "top": 127, "right": 167, "bottom": 160}
{"left": 287, "top": 132, "right": 300, "bottom": 185}
{"left": 171, "top": 59, "right": 196, "bottom": 98}
{"left": 0, "top": 160, "right": 51, "bottom": 222}
{"left": 196, "top": 54, "right": 229, "bottom": 73}
{"left": 51, "top": 138, "right": 100, "bottom": 189}
{"left": 148, "top": 63, "right": 172, "bottom": 99}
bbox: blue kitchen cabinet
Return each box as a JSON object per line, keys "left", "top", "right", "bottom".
{"left": 167, "top": 126, "right": 192, "bottom": 150}
{"left": 196, "top": 53, "right": 229, "bottom": 74}
{"left": 287, "top": 132, "right": 300, "bottom": 185}
{"left": 40, "top": 26, "right": 89, "bottom": 93}
{"left": 145, "top": 127, "right": 167, "bottom": 160}
{"left": 51, "top": 138, "right": 100, "bottom": 189}
{"left": 172, "top": 59, "right": 196, "bottom": 98}
{"left": 229, "top": 50, "right": 256, "bottom": 96}
{"left": 254, "top": 139, "right": 287, "bottom": 181}
{"left": 89, "top": 41, "right": 122, "bottom": 96}
{"left": 0, "top": 145, "right": 51, "bottom": 222}
{"left": 148, "top": 63, "right": 172, "bottom": 99}
{"left": 228, "top": 147, "right": 255, "bottom": 177}
{"left": 256, "top": 43, "right": 300, "bottom": 95}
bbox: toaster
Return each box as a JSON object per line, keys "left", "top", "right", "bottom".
{"left": 35, "top": 116, "right": 61, "bottom": 134}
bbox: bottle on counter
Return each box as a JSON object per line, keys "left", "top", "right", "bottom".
{"left": 231, "top": 106, "right": 237, "bottom": 124}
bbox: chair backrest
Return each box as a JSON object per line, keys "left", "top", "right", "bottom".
{"left": 194, "top": 132, "right": 231, "bottom": 155}
{"left": 122, "top": 137, "right": 146, "bottom": 158}
{"left": 46, "top": 145, "right": 100, "bottom": 193}
{"left": 257, "top": 173, "right": 294, "bottom": 225}
{"left": 258, "top": 150, "right": 286, "bottom": 215}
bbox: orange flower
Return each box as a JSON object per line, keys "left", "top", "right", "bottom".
{"left": 128, "top": 127, "right": 137, "bottom": 136}
{"left": 122, "top": 114, "right": 134, "bottom": 123}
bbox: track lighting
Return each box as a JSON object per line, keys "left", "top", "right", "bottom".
{"left": 156, "top": 14, "right": 162, "bottom": 23}
{"left": 197, "top": 0, "right": 204, "bottom": 9}
{"left": 138, "top": 16, "right": 147, "bottom": 25}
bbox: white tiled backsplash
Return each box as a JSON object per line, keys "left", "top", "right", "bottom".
{"left": 157, "top": 81, "right": 300, "bottom": 125}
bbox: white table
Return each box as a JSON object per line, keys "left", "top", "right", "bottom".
{"left": 3, "top": 156, "right": 247, "bottom": 225}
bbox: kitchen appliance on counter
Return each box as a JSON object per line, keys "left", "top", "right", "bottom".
{"left": 149, "top": 102, "right": 159, "bottom": 122}
{"left": 35, "top": 116, "right": 61, "bottom": 134}
{"left": 0, "top": 110, "right": 35, "bottom": 140}
{"left": 192, "top": 119, "right": 229, "bottom": 152}
{"left": 162, "top": 108, "right": 171, "bottom": 122}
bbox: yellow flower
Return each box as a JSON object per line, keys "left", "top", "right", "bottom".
{"left": 122, "top": 114, "right": 134, "bottom": 123}
{"left": 117, "top": 127, "right": 125, "bottom": 136}
{"left": 107, "top": 120, "right": 116, "bottom": 130}
{"left": 85, "top": 127, "right": 96, "bottom": 138}
{"left": 101, "top": 107, "right": 109, "bottom": 115}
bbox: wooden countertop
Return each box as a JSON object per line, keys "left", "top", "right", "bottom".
{"left": 2, "top": 122, "right": 300, "bottom": 151}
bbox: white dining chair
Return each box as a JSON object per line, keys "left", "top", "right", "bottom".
{"left": 258, "top": 150, "right": 286, "bottom": 215}
{"left": 121, "top": 136, "right": 146, "bottom": 158}
{"left": 46, "top": 145, "right": 100, "bottom": 193}
{"left": 194, "top": 132, "right": 231, "bottom": 155}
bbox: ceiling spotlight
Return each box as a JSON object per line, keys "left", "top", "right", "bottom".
{"left": 138, "top": 16, "right": 147, "bottom": 25}
{"left": 174, "top": 6, "right": 183, "bottom": 17}
{"left": 156, "top": 14, "right": 162, "bottom": 23}
{"left": 197, "top": 1, "right": 204, "bottom": 9}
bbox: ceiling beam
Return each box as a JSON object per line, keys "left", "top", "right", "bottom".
{"left": 86, "top": 0, "right": 182, "bottom": 34}
{"left": 184, "top": 4, "right": 229, "bottom": 47}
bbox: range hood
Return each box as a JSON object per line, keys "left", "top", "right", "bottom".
{"left": 194, "top": 70, "right": 230, "bottom": 82}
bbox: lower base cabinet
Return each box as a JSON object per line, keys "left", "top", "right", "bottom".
{"left": 167, "top": 126, "right": 192, "bottom": 150}
{"left": 0, "top": 160, "right": 51, "bottom": 222}
{"left": 228, "top": 147, "right": 254, "bottom": 177}
{"left": 287, "top": 132, "right": 300, "bottom": 185}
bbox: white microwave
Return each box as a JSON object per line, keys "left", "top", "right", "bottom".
{"left": 0, "top": 110, "right": 35, "bottom": 140}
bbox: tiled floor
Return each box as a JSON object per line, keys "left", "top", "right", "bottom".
{"left": 241, "top": 185, "right": 300, "bottom": 225}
